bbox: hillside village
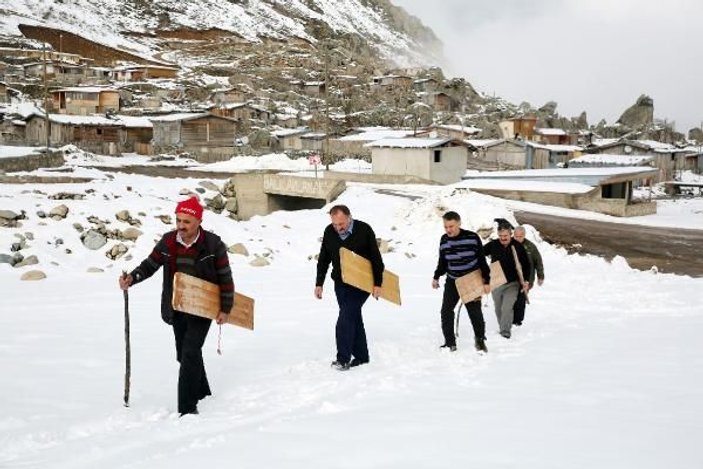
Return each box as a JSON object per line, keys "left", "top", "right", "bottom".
{"left": 0, "top": 14, "right": 702, "bottom": 223}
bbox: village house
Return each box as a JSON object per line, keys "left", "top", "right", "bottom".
{"left": 116, "top": 115, "right": 153, "bottom": 155}
{"left": 371, "top": 75, "right": 413, "bottom": 92}
{"left": 112, "top": 65, "right": 179, "bottom": 81}
{"left": 329, "top": 127, "right": 414, "bottom": 159}
{"left": 23, "top": 61, "right": 57, "bottom": 80}
{"left": 271, "top": 127, "right": 309, "bottom": 152}
{"left": 533, "top": 127, "right": 573, "bottom": 145}
{"left": 208, "top": 102, "right": 270, "bottom": 124}
{"left": 25, "top": 113, "right": 123, "bottom": 155}
{"left": 418, "top": 124, "right": 481, "bottom": 140}
{"left": 210, "top": 86, "right": 253, "bottom": 105}
{"left": 528, "top": 142, "right": 583, "bottom": 169}
{"left": 275, "top": 114, "right": 300, "bottom": 129}
{"left": 51, "top": 87, "right": 120, "bottom": 115}
{"left": 365, "top": 137, "right": 468, "bottom": 184}
{"left": 150, "top": 112, "right": 240, "bottom": 161}
{"left": 413, "top": 78, "right": 439, "bottom": 93}
{"left": 460, "top": 167, "right": 658, "bottom": 217}
{"left": 300, "top": 132, "right": 326, "bottom": 152}
{"left": 303, "top": 81, "right": 325, "bottom": 97}
{"left": 584, "top": 139, "right": 684, "bottom": 180}
{"left": 420, "top": 92, "right": 455, "bottom": 113}
{"left": 499, "top": 116, "right": 538, "bottom": 140}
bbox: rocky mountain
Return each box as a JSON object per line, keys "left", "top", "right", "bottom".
{"left": 0, "top": 0, "right": 443, "bottom": 66}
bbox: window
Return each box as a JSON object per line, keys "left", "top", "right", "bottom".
{"left": 434, "top": 149, "right": 441, "bottom": 163}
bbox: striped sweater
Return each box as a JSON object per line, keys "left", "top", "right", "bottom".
{"left": 433, "top": 229, "right": 490, "bottom": 283}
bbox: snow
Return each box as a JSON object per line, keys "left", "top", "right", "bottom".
{"left": 339, "top": 128, "right": 414, "bottom": 142}
{"left": 570, "top": 153, "right": 654, "bottom": 166}
{"left": 149, "top": 113, "right": 209, "bottom": 122}
{"left": 433, "top": 124, "right": 482, "bottom": 135}
{"left": 43, "top": 114, "right": 123, "bottom": 126}
{"left": 55, "top": 87, "right": 118, "bottom": 93}
{"left": 365, "top": 137, "right": 452, "bottom": 149}
{"left": 1, "top": 150, "right": 702, "bottom": 468}
{"left": 0, "top": 145, "right": 44, "bottom": 159}
{"left": 535, "top": 128, "right": 566, "bottom": 136}
{"left": 458, "top": 178, "right": 594, "bottom": 194}
{"left": 465, "top": 167, "right": 658, "bottom": 179}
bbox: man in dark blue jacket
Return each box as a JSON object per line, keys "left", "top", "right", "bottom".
{"left": 315, "top": 205, "right": 384, "bottom": 371}
{"left": 433, "top": 211, "right": 490, "bottom": 352}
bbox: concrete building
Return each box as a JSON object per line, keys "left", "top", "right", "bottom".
{"left": 366, "top": 137, "right": 468, "bottom": 184}
{"left": 461, "top": 167, "right": 658, "bottom": 217}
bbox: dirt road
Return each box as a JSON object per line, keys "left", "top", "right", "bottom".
{"left": 514, "top": 211, "right": 703, "bottom": 277}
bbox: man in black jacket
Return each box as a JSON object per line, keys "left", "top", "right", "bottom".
{"left": 118, "top": 196, "right": 233, "bottom": 416}
{"left": 315, "top": 205, "right": 383, "bottom": 371}
{"left": 483, "top": 220, "right": 530, "bottom": 339}
{"left": 432, "top": 211, "right": 490, "bottom": 352}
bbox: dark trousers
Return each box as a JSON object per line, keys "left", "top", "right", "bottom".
{"left": 172, "top": 311, "right": 212, "bottom": 414}
{"left": 513, "top": 291, "right": 527, "bottom": 324}
{"left": 334, "top": 282, "right": 370, "bottom": 364}
{"left": 440, "top": 278, "right": 486, "bottom": 347}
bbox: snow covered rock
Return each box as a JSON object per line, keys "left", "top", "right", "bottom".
{"left": 49, "top": 204, "right": 69, "bottom": 220}
{"left": 121, "top": 227, "right": 143, "bottom": 241}
{"left": 20, "top": 270, "right": 46, "bottom": 281}
{"left": 228, "top": 243, "right": 249, "bottom": 256}
{"left": 82, "top": 230, "right": 108, "bottom": 250}
{"left": 14, "top": 255, "right": 38, "bottom": 268}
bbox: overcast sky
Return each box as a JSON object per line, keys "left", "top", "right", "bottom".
{"left": 393, "top": 0, "right": 703, "bottom": 133}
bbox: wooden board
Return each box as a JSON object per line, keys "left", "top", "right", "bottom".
{"left": 455, "top": 261, "right": 507, "bottom": 304}
{"left": 339, "top": 247, "right": 401, "bottom": 305}
{"left": 172, "top": 272, "right": 254, "bottom": 330}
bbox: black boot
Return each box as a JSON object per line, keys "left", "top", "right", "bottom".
{"left": 475, "top": 337, "right": 488, "bottom": 353}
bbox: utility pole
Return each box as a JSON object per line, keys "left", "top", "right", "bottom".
{"left": 323, "top": 39, "right": 330, "bottom": 170}
{"left": 42, "top": 41, "right": 50, "bottom": 152}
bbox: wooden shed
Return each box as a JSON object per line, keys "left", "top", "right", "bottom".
{"left": 150, "top": 112, "right": 240, "bottom": 161}
{"left": 25, "top": 113, "right": 123, "bottom": 155}
{"left": 51, "top": 87, "right": 120, "bottom": 115}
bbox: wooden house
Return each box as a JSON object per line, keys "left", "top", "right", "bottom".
{"left": 150, "top": 112, "right": 240, "bottom": 161}
{"left": 112, "top": 65, "right": 179, "bottom": 81}
{"left": 25, "top": 113, "right": 123, "bottom": 155}
{"left": 51, "top": 87, "right": 120, "bottom": 115}
{"left": 499, "top": 116, "right": 538, "bottom": 140}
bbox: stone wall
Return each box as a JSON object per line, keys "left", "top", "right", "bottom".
{"left": 0, "top": 151, "right": 64, "bottom": 172}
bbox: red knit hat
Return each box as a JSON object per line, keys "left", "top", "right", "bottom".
{"left": 175, "top": 196, "right": 203, "bottom": 220}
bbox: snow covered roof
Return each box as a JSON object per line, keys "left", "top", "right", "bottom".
{"left": 113, "top": 65, "right": 179, "bottom": 71}
{"left": 271, "top": 127, "right": 309, "bottom": 137}
{"left": 462, "top": 166, "right": 658, "bottom": 187}
{"left": 339, "top": 128, "right": 414, "bottom": 142}
{"left": 465, "top": 139, "right": 502, "bottom": 148}
{"left": 54, "top": 87, "right": 118, "bottom": 94}
{"left": 569, "top": 154, "right": 654, "bottom": 166}
{"left": 114, "top": 115, "right": 153, "bottom": 128}
{"left": 459, "top": 178, "right": 594, "bottom": 195}
{"left": 527, "top": 143, "right": 583, "bottom": 152}
{"left": 432, "top": 124, "right": 482, "bottom": 135}
{"left": 43, "top": 114, "right": 123, "bottom": 126}
{"left": 148, "top": 112, "right": 210, "bottom": 122}
{"left": 365, "top": 137, "right": 453, "bottom": 149}
{"left": 535, "top": 128, "right": 567, "bottom": 136}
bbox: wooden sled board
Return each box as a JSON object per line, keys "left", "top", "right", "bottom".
{"left": 172, "top": 272, "right": 254, "bottom": 330}
{"left": 339, "top": 247, "right": 401, "bottom": 305}
{"left": 455, "top": 261, "right": 507, "bottom": 304}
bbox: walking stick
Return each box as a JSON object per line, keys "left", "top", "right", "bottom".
{"left": 454, "top": 301, "right": 462, "bottom": 337}
{"left": 511, "top": 246, "right": 530, "bottom": 304}
{"left": 122, "top": 271, "right": 131, "bottom": 407}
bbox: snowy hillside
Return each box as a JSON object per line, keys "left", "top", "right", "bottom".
{"left": 1, "top": 153, "right": 702, "bottom": 468}
{"left": 0, "top": 0, "right": 441, "bottom": 65}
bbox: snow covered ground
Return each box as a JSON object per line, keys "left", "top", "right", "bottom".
{"left": 1, "top": 162, "right": 702, "bottom": 468}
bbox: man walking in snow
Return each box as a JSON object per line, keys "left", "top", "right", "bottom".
{"left": 118, "top": 196, "right": 233, "bottom": 416}
{"left": 483, "top": 219, "right": 530, "bottom": 339}
{"left": 315, "top": 205, "right": 383, "bottom": 371}
{"left": 432, "top": 211, "right": 490, "bottom": 353}
{"left": 512, "top": 225, "right": 545, "bottom": 326}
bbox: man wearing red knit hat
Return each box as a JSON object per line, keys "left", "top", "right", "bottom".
{"left": 119, "top": 195, "right": 234, "bottom": 416}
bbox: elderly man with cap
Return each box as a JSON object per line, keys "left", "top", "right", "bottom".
{"left": 512, "top": 225, "right": 545, "bottom": 326}
{"left": 483, "top": 219, "right": 530, "bottom": 339}
{"left": 118, "top": 196, "right": 233, "bottom": 416}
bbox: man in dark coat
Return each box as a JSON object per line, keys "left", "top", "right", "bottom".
{"left": 483, "top": 220, "right": 530, "bottom": 339}
{"left": 512, "top": 225, "right": 545, "bottom": 326}
{"left": 432, "top": 211, "right": 490, "bottom": 352}
{"left": 315, "top": 205, "right": 384, "bottom": 371}
{"left": 118, "top": 196, "right": 233, "bottom": 416}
